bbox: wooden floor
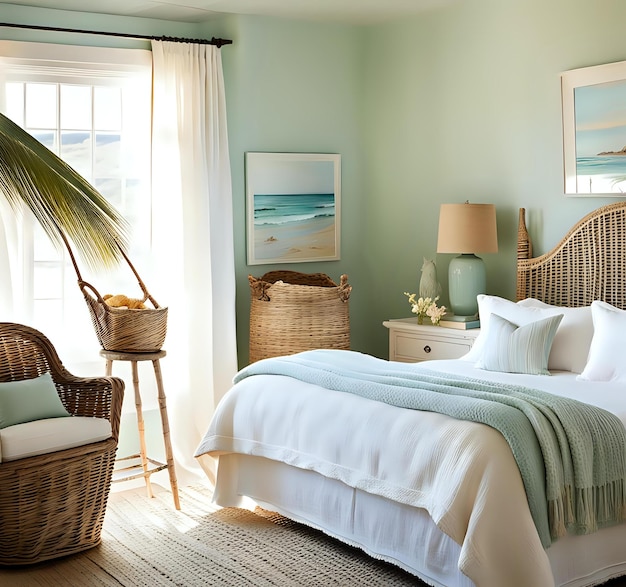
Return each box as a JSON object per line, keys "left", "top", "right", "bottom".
{"left": 2, "top": 484, "right": 626, "bottom": 587}
{"left": 0, "top": 484, "right": 421, "bottom": 587}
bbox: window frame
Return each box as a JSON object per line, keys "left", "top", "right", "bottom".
{"left": 0, "top": 41, "right": 153, "bottom": 371}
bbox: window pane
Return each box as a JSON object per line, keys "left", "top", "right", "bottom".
{"left": 95, "top": 132, "right": 121, "bottom": 177}
{"left": 31, "top": 131, "right": 56, "bottom": 153}
{"left": 61, "top": 131, "right": 92, "bottom": 178}
{"left": 25, "top": 83, "right": 56, "bottom": 128}
{"left": 94, "top": 86, "right": 121, "bottom": 130}
{"left": 61, "top": 85, "right": 91, "bottom": 130}
{"left": 5, "top": 82, "right": 24, "bottom": 126}
{"left": 95, "top": 177, "right": 122, "bottom": 206}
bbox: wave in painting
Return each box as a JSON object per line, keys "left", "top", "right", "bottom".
{"left": 253, "top": 193, "right": 337, "bottom": 261}
{"left": 577, "top": 156, "right": 626, "bottom": 175}
{"left": 254, "top": 193, "right": 335, "bottom": 226}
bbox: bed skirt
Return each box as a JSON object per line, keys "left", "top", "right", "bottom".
{"left": 204, "top": 453, "right": 626, "bottom": 587}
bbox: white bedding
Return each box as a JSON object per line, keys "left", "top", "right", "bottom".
{"left": 195, "top": 358, "right": 626, "bottom": 587}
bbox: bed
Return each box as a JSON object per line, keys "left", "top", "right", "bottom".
{"left": 195, "top": 203, "right": 626, "bottom": 587}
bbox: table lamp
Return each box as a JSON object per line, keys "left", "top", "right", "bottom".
{"left": 436, "top": 202, "right": 498, "bottom": 320}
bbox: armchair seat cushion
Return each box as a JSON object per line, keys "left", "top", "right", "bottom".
{"left": 0, "top": 416, "right": 112, "bottom": 463}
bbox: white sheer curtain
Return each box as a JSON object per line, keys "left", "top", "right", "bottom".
{"left": 151, "top": 40, "right": 237, "bottom": 486}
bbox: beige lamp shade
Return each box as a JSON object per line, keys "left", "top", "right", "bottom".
{"left": 437, "top": 203, "right": 498, "bottom": 254}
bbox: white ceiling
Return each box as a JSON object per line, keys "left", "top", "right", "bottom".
{"left": 2, "top": 0, "right": 454, "bottom": 25}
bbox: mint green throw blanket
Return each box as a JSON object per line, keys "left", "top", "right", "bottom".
{"left": 235, "top": 349, "right": 626, "bottom": 548}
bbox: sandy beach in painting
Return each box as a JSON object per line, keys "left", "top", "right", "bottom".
{"left": 254, "top": 215, "right": 336, "bottom": 261}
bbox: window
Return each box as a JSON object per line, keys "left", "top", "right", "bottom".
{"left": 0, "top": 41, "right": 152, "bottom": 372}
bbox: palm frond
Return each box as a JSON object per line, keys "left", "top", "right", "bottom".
{"left": 611, "top": 175, "right": 626, "bottom": 192}
{"left": 0, "top": 112, "right": 130, "bottom": 271}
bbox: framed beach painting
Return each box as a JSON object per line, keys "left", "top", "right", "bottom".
{"left": 562, "top": 60, "right": 626, "bottom": 196}
{"left": 245, "top": 152, "right": 341, "bottom": 265}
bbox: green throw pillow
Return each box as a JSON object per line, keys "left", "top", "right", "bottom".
{"left": 0, "top": 372, "right": 70, "bottom": 429}
{"left": 476, "top": 313, "right": 563, "bottom": 376}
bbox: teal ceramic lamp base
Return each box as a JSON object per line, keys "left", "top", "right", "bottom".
{"left": 448, "top": 253, "right": 486, "bottom": 319}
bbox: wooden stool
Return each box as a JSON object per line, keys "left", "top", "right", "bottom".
{"left": 100, "top": 349, "right": 180, "bottom": 510}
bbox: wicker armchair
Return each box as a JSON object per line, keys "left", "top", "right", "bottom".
{"left": 0, "top": 322, "right": 124, "bottom": 565}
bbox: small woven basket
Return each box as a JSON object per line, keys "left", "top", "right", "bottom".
{"left": 249, "top": 271, "right": 351, "bottom": 363}
{"left": 68, "top": 244, "right": 167, "bottom": 353}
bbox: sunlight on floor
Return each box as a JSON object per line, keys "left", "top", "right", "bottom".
{"left": 106, "top": 482, "right": 222, "bottom": 536}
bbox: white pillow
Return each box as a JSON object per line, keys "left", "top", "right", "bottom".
{"left": 578, "top": 301, "right": 626, "bottom": 382}
{"left": 462, "top": 295, "right": 562, "bottom": 363}
{"left": 518, "top": 298, "right": 593, "bottom": 374}
{"left": 476, "top": 313, "right": 563, "bottom": 375}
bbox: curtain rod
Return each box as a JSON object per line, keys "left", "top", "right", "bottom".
{"left": 0, "top": 21, "right": 232, "bottom": 47}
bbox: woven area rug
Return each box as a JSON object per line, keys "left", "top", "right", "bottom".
{"left": 0, "top": 484, "right": 423, "bottom": 586}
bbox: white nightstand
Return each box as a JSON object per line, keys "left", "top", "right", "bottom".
{"left": 383, "top": 318, "right": 480, "bottom": 363}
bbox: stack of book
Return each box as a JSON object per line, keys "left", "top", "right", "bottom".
{"left": 439, "top": 315, "right": 480, "bottom": 330}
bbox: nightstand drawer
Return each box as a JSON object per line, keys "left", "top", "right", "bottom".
{"left": 395, "top": 333, "right": 473, "bottom": 362}
{"left": 383, "top": 318, "right": 480, "bottom": 363}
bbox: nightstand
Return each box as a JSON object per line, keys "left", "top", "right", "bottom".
{"left": 383, "top": 318, "right": 480, "bottom": 362}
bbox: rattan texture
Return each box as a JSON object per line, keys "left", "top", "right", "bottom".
{"left": 76, "top": 248, "right": 167, "bottom": 353}
{"left": 81, "top": 281, "right": 168, "bottom": 352}
{"left": 517, "top": 202, "right": 626, "bottom": 309}
{"left": 0, "top": 322, "right": 124, "bottom": 566}
{"left": 249, "top": 271, "right": 351, "bottom": 363}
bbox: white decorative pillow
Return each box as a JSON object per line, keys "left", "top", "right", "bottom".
{"left": 462, "top": 295, "right": 562, "bottom": 363}
{"left": 518, "top": 298, "right": 593, "bottom": 373}
{"left": 476, "top": 313, "right": 563, "bottom": 375}
{"left": 578, "top": 301, "right": 626, "bottom": 382}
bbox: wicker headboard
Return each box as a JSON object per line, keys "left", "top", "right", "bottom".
{"left": 517, "top": 202, "right": 626, "bottom": 309}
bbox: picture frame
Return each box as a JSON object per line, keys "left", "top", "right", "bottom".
{"left": 245, "top": 152, "right": 341, "bottom": 265}
{"left": 562, "top": 60, "right": 626, "bottom": 196}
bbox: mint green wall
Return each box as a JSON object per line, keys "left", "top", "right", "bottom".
{"left": 213, "top": 16, "right": 366, "bottom": 365}
{"left": 360, "top": 0, "right": 626, "bottom": 359}
{"left": 220, "top": 1, "right": 626, "bottom": 363}
{"left": 2, "top": 1, "right": 626, "bottom": 366}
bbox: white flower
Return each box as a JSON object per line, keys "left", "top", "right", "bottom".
{"left": 404, "top": 292, "right": 446, "bottom": 325}
{"left": 426, "top": 303, "right": 447, "bottom": 325}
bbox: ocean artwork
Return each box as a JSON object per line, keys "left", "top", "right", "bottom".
{"left": 246, "top": 153, "right": 341, "bottom": 264}
{"left": 574, "top": 80, "right": 626, "bottom": 193}
{"left": 253, "top": 193, "right": 335, "bottom": 260}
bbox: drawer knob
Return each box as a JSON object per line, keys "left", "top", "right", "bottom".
{"left": 423, "top": 345, "right": 431, "bottom": 354}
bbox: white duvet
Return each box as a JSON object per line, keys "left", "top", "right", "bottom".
{"left": 195, "top": 358, "right": 626, "bottom": 587}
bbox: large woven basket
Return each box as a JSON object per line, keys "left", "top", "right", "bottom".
{"left": 249, "top": 271, "right": 351, "bottom": 363}
{"left": 69, "top": 245, "right": 167, "bottom": 353}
